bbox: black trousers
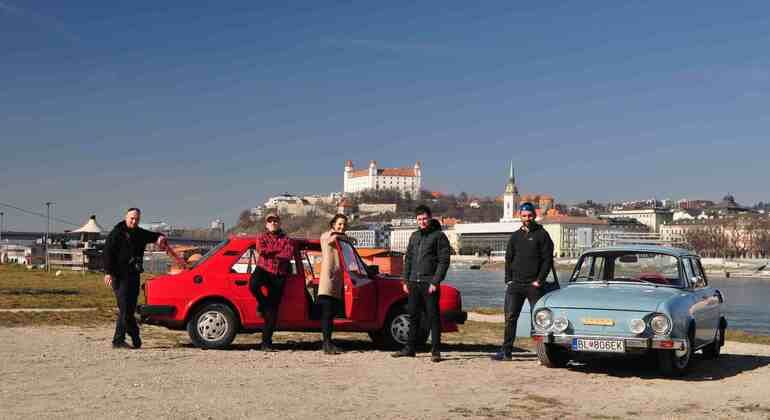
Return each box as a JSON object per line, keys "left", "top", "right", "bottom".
{"left": 502, "top": 284, "right": 544, "bottom": 354}
{"left": 406, "top": 281, "right": 441, "bottom": 354}
{"left": 112, "top": 272, "right": 141, "bottom": 344}
{"left": 319, "top": 295, "right": 341, "bottom": 343}
{"left": 249, "top": 267, "right": 286, "bottom": 344}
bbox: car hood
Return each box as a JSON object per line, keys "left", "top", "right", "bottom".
{"left": 541, "top": 283, "right": 683, "bottom": 311}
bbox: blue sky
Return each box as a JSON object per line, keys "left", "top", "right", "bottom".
{"left": 2, "top": 1, "right": 770, "bottom": 231}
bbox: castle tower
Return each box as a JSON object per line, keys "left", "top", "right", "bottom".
{"left": 500, "top": 161, "right": 520, "bottom": 222}
{"left": 413, "top": 161, "right": 422, "bottom": 198}
{"left": 343, "top": 160, "right": 354, "bottom": 193}
{"left": 368, "top": 160, "right": 377, "bottom": 189}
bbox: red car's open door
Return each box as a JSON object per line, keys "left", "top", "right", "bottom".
{"left": 337, "top": 240, "right": 377, "bottom": 322}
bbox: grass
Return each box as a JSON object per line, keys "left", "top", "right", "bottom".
{"left": 2, "top": 264, "right": 770, "bottom": 347}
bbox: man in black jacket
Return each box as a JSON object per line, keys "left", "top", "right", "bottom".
{"left": 392, "top": 205, "right": 450, "bottom": 362}
{"left": 492, "top": 202, "right": 554, "bottom": 361}
{"left": 103, "top": 208, "right": 167, "bottom": 349}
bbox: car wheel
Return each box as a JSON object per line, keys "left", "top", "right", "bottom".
{"left": 369, "top": 306, "right": 428, "bottom": 350}
{"left": 187, "top": 303, "right": 238, "bottom": 349}
{"left": 658, "top": 331, "right": 693, "bottom": 377}
{"left": 536, "top": 342, "right": 569, "bottom": 368}
{"left": 702, "top": 324, "right": 725, "bottom": 360}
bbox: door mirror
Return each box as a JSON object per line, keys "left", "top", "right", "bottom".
{"left": 692, "top": 275, "right": 706, "bottom": 288}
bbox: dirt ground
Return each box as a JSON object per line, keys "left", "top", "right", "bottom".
{"left": 3, "top": 327, "right": 770, "bottom": 419}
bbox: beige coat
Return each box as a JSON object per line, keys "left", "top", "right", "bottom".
{"left": 318, "top": 230, "right": 344, "bottom": 299}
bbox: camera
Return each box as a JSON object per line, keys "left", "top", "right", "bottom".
{"left": 128, "top": 256, "right": 144, "bottom": 274}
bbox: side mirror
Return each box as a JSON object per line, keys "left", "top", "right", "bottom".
{"left": 692, "top": 275, "right": 706, "bottom": 288}
{"left": 367, "top": 265, "right": 380, "bottom": 276}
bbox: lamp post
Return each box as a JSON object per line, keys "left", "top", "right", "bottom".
{"left": 45, "top": 202, "right": 53, "bottom": 271}
{"left": 0, "top": 211, "right": 4, "bottom": 242}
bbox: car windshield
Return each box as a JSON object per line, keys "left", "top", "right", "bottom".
{"left": 571, "top": 252, "right": 684, "bottom": 287}
{"left": 189, "top": 239, "right": 229, "bottom": 269}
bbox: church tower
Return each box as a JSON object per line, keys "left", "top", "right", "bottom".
{"left": 500, "top": 161, "right": 520, "bottom": 222}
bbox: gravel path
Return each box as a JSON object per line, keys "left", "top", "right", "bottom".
{"left": 2, "top": 326, "right": 770, "bottom": 419}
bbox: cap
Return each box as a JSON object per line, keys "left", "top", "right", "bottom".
{"left": 519, "top": 202, "right": 536, "bottom": 213}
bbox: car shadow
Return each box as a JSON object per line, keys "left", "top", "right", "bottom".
{"left": 565, "top": 352, "right": 770, "bottom": 380}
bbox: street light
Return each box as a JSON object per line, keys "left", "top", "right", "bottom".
{"left": 0, "top": 211, "right": 4, "bottom": 242}
{"left": 45, "top": 202, "right": 53, "bottom": 271}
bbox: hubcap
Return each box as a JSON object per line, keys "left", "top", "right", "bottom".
{"left": 197, "top": 310, "right": 229, "bottom": 342}
{"left": 390, "top": 314, "right": 411, "bottom": 345}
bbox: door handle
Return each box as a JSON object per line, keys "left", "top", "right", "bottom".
{"left": 234, "top": 280, "right": 248, "bottom": 286}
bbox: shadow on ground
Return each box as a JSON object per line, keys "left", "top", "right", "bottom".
{"left": 564, "top": 352, "right": 770, "bottom": 380}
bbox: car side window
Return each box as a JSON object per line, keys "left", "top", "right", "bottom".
{"left": 339, "top": 241, "right": 364, "bottom": 275}
{"left": 681, "top": 257, "right": 695, "bottom": 287}
{"left": 231, "top": 246, "right": 257, "bottom": 274}
{"left": 689, "top": 257, "right": 707, "bottom": 287}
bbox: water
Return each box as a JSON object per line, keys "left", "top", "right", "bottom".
{"left": 446, "top": 268, "right": 770, "bottom": 336}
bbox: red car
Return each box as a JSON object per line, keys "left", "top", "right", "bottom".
{"left": 138, "top": 235, "right": 467, "bottom": 349}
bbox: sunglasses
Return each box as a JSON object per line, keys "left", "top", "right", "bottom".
{"left": 266, "top": 218, "right": 280, "bottom": 223}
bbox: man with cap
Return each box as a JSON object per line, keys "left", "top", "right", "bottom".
{"left": 249, "top": 213, "right": 295, "bottom": 351}
{"left": 492, "top": 202, "right": 554, "bottom": 361}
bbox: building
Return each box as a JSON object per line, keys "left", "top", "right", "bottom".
{"left": 454, "top": 221, "right": 521, "bottom": 255}
{"left": 540, "top": 216, "right": 609, "bottom": 258}
{"left": 389, "top": 225, "right": 418, "bottom": 253}
{"left": 598, "top": 208, "right": 673, "bottom": 233}
{"left": 346, "top": 227, "right": 390, "bottom": 249}
{"left": 358, "top": 203, "right": 398, "bottom": 215}
{"left": 356, "top": 248, "right": 404, "bottom": 276}
{"left": 520, "top": 194, "right": 555, "bottom": 212}
{"left": 500, "top": 161, "right": 520, "bottom": 223}
{"left": 343, "top": 160, "right": 421, "bottom": 197}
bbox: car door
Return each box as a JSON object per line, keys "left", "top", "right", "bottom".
{"left": 682, "top": 257, "right": 712, "bottom": 347}
{"left": 690, "top": 257, "right": 720, "bottom": 343}
{"left": 338, "top": 240, "right": 377, "bottom": 322}
{"left": 228, "top": 245, "right": 260, "bottom": 326}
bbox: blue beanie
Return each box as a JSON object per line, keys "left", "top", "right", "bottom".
{"left": 519, "top": 202, "right": 535, "bottom": 212}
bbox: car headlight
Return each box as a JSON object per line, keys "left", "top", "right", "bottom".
{"left": 650, "top": 314, "right": 671, "bottom": 335}
{"left": 553, "top": 316, "right": 569, "bottom": 333}
{"left": 629, "top": 319, "right": 646, "bottom": 334}
{"left": 533, "top": 309, "right": 553, "bottom": 331}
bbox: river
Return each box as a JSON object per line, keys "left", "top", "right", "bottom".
{"left": 446, "top": 268, "right": 770, "bottom": 336}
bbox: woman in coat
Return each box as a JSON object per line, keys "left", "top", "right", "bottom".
{"left": 318, "top": 213, "right": 351, "bottom": 355}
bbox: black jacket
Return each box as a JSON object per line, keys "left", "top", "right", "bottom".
{"left": 505, "top": 222, "right": 554, "bottom": 287}
{"left": 104, "top": 221, "right": 162, "bottom": 277}
{"left": 404, "top": 219, "right": 451, "bottom": 285}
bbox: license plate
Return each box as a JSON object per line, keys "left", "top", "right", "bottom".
{"left": 572, "top": 338, "right": 625, "bottom": 353}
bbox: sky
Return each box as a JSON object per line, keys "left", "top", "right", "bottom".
{"left": 2, "top": 1, "right": 770, "bottom": 232}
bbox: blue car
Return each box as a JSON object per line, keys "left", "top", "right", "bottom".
{"left": 531, "top": 245, "right": 726, "bottom": 376}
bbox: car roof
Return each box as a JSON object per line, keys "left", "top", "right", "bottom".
{"left": 582, "top": 245, "right": 697, "bottom": 258}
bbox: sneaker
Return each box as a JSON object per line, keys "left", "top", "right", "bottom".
{"left": 322, "top": 342, "right": 343, "bottom": 355}
{"left": 490, "top": 351, "right": 512, "bottom": 361}
{"left": 112, "top": 341, "right": 131, "bottom": 349}
{"left": 391, "top": 348, "right": 415, "bottom": 358}
{"left": 261, "top": 343, "right": 278, "bottom": 352}
{"left": 431, "top": 353, "right": 441, "bottom": 363}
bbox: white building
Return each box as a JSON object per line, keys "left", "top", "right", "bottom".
{"left": 346, "top": 228, "right": 391, "bottom": 249}
{"left": 389, "top": 226, "right": 418, "bottom": 253}
{"left": 598, "top": 208, "right": 673, "bottom": 233}
{"left": 500, "top": 161, "right": 521, "bottom": 223}
{"left": 343, "top": 160, "right": 421, "bottom": 197}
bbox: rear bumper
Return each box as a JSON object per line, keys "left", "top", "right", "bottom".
{"left": 532, "top": 333, "right": 687, "bottom": 351}
{"left": 443, "top": 310, "right": 467, "bottom": 324}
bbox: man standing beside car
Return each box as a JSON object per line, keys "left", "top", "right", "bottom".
{"left": 392, "top": 205, "right": 451, "bottom": 363}
{"left": 103, "top": 208, "right": 167, "bottom": 349}
{"left": 492, "top": 202, "right": 555, "bottom": 361}
{"left": 249, "top": 213, "right": 295, "bottom": 351}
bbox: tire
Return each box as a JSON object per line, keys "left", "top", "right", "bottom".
{"left": 702, "top": 323, "right": 725, "bottom": 360}
{"left": 187, "top": 303, "right": 238, "bottom": 349}
{"left": 658, "top": 331, "right": 694, "bottom": 377}
{"left": 536, "top": 342, "right": 569, "bottom": 368}
{"left": 369, "top": 306, "right": 428, "bottom": 350}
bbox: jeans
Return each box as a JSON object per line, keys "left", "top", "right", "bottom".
{"left": 249, "top": 267, "right": 286, "bottom": 345}
{"left": 501, "top": 284, "right": 544, "bottom": 354}
{"left": 112, "top": 272, "right": 141, "bottom": 344}
{"left": 319, "top": 295, "right": 341, "bottom": 344}
{"left": 406, "top": 281, "right": 441, "bottom": 354}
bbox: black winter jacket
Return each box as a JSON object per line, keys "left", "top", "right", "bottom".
{"left": 504, "top": 222, "right": 554, "bottom": 287}
{"left": 404, "top": 219, "right": 451, "bottom": 285}
{"left": 104, "top": 221, "right": 162, "bottom": 277}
